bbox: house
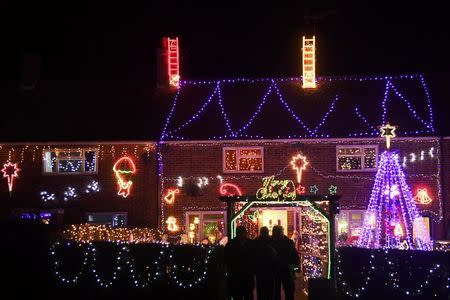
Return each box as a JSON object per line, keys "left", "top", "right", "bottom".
{"left": 158, "top": 74, "right": 448, "bottom": 243}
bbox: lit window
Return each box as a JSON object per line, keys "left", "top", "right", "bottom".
{"left": 43, "top": 149, "right": 98, "bottom": 174}
{"left": 185, "top": 211, "right": 226, "bottom": 243}
{"left": 335, "top": 210, "right": 366, "bottom": 245}
{"left": 223, "top": 147, "right": 264, "bottom": 173}
{"left": 86, "top": 212, "right": 127, "bottom": 227}
{"left": 336, "top": 145, "right": 378, "bottom": 171}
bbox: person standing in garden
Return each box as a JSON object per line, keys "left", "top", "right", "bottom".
{"left": 225, "top": 225, "right": 254, "bottom": 300}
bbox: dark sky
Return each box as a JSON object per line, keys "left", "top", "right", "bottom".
{"left": 1, "top": 2, "right": 450, "bottom": 140}
{"left": 4, "top": 2, "right": 450, "bottom": 80}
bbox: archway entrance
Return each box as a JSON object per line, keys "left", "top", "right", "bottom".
{"left": 219, "top": 194, "right": 340, "bottom": 292}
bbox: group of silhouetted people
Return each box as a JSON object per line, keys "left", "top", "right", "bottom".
{"left": 225, "top": 225, "right": 299, "bottom": 300}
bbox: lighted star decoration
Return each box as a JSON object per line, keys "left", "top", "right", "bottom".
{"left": 413, "top": 188, "right": 433, "bottom": 205}
{"left": 309, "top": 185, "right": 319, "bottom": 195}
{"left": 290, "top": 154, "right": 309, "bottom": 184}
{"left": 296, "top": 185, "right": 306, "bottom": 194}
{"left": 380, "top": 123, "right": 397, "bottom": 149}
{"left": 328, "top": 185, "right": 338, "bottom": 195}
{"left": 2, "top": 162, "right": 20, "bottom": 194}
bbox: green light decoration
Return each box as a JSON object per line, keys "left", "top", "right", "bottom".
{"left": 247, "top": 210, "right": 259, "bottom": 223}
{"left": 328, "top": 185, "right": 338, "bottom": 195}
{"left": 229, "top": 200, "right": 331, "bottom": 280}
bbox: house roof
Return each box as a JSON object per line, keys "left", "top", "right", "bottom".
{"left": 161, "top": 74, "right": 438, "bottom": 141}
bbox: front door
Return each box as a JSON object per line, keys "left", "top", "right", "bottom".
{"left": 261, "top": 209, "right": 287, "bottom": 234}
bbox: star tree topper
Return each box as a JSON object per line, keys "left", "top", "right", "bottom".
{"left": 380, "top": 123, "right": 397, "bottom": 149}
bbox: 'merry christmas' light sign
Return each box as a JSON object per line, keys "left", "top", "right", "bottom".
{"left": 256, "top": 176, "right": 296, "bottom": 201}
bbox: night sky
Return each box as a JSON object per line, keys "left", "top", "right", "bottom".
{"left": 1, "top": 2, "right": 450, "bottom": 140}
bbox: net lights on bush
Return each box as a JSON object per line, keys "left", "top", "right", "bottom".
{"left": 113, "top": 156, "right": 136, "bottom": 198}
{"left": 1, "top": 161, "right": 20, "bottom": 195}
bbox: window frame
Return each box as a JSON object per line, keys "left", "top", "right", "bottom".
{"left": 185, "top": 210, "right": 227, "bottom": 241}
{"left": 222, "top": 146, "right": 264, "bottom": 173}
{"left": 43, "top": 148, "right": 99, "bottom": 175}
{"left": 85, "top": 212, "right": 128, "bottom": 227}
{"left": 335, "top": 209, "right": 367, "bottom": 240}
{"left": 336, "top": 145, "right": 378, "bottom": 172}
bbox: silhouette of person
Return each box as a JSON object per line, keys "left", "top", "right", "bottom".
{"left": 253, "top": 226, "right": 276, "bottom": 300}
{"left": 225, "top": 225, "right": 254, "bottom": 300}
{"left": 271, "top": 225, "right": 299, "bottom": 300}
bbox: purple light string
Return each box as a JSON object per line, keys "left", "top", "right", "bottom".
{"left": 234, "top": 81, "right": 275, "bottom": 136}
{"left": 272, "top": 81, "right": 313, "bottom": 135}
{"left": 358, "top": 151, "right": 432, "bottom": 250}
{"left": 164, "top": 74, "right": 434, "bottom": 140}
{"left": 388, "top": 81, "right": 432, "bottom": 129}
{"left": 310, "top": 94, "right": 340, "bottom": 136}
{"left": 418, "top": 74, "right": 435, "bottom": 131}
{"left": 354, "top": 107, "right": 378, "bottom": 134}
{"left": 167, "top": 83, "right": 220, "bottom": 136}
{"left": 216, "top": 82, "right": 235, "bottom": 137}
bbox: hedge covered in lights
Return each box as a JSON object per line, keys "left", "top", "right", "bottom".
{"left": 336, "top": 246, "right": 450, "bottom": 299}
{"left": 50, "top": 241, "right": 221, "bottom": 290}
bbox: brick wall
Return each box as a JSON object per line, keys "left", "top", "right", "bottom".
{"left": 160, "top": 138, "right": 444, "bottom": 238}
{"left": 0, "top": 143, "right": 159, "bottom": 227}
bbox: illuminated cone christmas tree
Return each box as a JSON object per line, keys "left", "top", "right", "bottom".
{"left": 357, "top": 124, "right": 432, "bottom": 250}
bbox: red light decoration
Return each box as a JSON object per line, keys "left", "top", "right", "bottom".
{"left": 165, "top": 37, "right": 180, "bottom": 88}
{"left": 413, "top": 188, "right": 433, "bottom": 205}
{"left": 112, "top": 156, "right": 136, "bottom": 198}
{"left": 164, "top": 188, "right": 180, "bottom": 205}
{"left": 219, "top": 183, "right": 242, "bottom": 196}
{"left": 1, "top": 162, "right": 20, "bottom": 194}
{"left": 296, "top": 185, "right": 306, "bottom": 194}
{"left": 290, "top": 154, "right": 309, "bottom": 184}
